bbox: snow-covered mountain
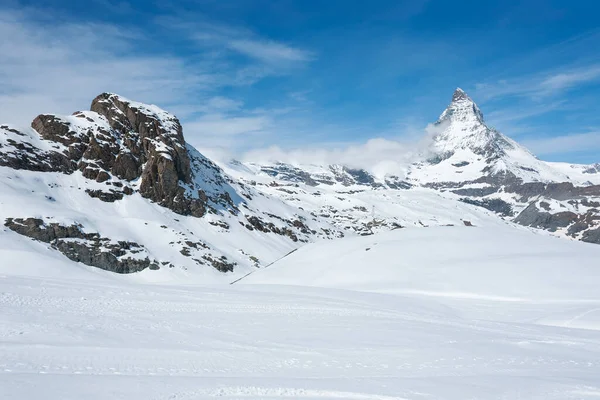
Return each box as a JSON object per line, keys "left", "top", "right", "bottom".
{"left": 0, "top": 93, "right": 344, "bottom": 279}
{"left": 1, "top": 89, "right": 599, "bottom": 279}
{"left": 406, "top": 88, "right": 578, "bottom": 185}
{"left": 234, "top": 88, "right": 600, "bottom": 245}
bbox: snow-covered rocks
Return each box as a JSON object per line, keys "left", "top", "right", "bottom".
{"left": 0, "top": 93, "right": 343, "bottom": 276}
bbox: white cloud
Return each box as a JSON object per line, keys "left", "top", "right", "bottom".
{"left": 238, "top": 123, "right": 444, "bottom": 179}
{"left": 539, "top": 66, "right": 600, "bottom": 92}
{"left": 227, "top": 39, "right": 313, "bottom": 64}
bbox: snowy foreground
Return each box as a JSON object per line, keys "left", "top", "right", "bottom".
{"left": 3, "top": 225, "right": 600, "bottom": 399}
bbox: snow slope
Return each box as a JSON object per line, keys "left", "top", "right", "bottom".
{"left": 0, "top": 165, "right": 338, "bottom": 282}
{"left": 548, "top": 161, "right": 600, "bottom": 185}
{"left": 3, "top": 224, "right": 600, "bottom": 399}
{"left": 242, "top": 224, "right": 600, "bottom": 302}
{"left": 222, "top": 159, "right": 503, "bottom": 236}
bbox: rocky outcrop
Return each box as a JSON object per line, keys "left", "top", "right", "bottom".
{"left": 5, "top": 218, "right": 161, "bottom": 273}
{"left": 514, "top": 203, "right": 578, "bottom": 232}
{"left": 582, "top": 227, "right": 600, "bottom": 244}
{"left": 89, "top": 94, "right": 207, "bottom": 216}
{"left": 0, "top": 93, "right": 223, "bottom": 218}
{"left": 506, "top": 182, "right": 600, "bottom": 202}
{"left": 514, "top": 200, "right": 600, "bottom": 242}
{"left": 460, "top": 198, "right": 514, "bottom": 217}
{"left": 0, "top": 125, "right": 74, "bottom": 173}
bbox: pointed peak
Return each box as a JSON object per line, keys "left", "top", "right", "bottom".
{"left": 438, "top": 87, "right": 484, "bottom": 125}
{"left": 452, "top": 87, "right": 471, "bottom": 102}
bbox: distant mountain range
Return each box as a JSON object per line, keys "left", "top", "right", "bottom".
{"left": 1, "top": 89, "right": 598, "bottom": 277}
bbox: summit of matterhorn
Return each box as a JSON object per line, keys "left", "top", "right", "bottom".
{"left": 406, "top": 88, "right": 572, "bottom": 187}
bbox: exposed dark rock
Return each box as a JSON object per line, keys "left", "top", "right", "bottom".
{"left": 261, "top": 163, "right": 319, "bottom": 186}
{"left": 246, "top": 216, "right": 268, "bottom": 232}
{"left": 96, "top": 170, "right": 111, "bottom": 183}
{"left": 452, "top": 161, "right": 470, "bottom": 167}
{"left": 201, "top": 255, "right": 235, "bottom": 273}
{"left": 85, "top": 189, "right": 125, "bottom": 202}
{"left": 31, "top": 114, "right": 80, "bottom": 146}
{"left": 90, "top": 93, "right": 210, "bottom": 217}
{"left": 582, "top": 199, "right": 600, "bottom": 208}
{"left": 0, "top": 127, "right": 74, "bottom": 173}
{"left": 208, "top": 220, "right": 230, "bottom": 229}
{"left": 583, "top": 164, "right": 600, "bottom": 174}
{"left": 460, "top": 198, "right": 513, "bottom": 216}
{"left": 506, "top": 182, "right": 600, "bottom": 202}
{"left": 5, "top": 217, "right": 158, "bottom": 273}
{"left": 582, "top": 227, "right": 600, "bottom": 244}
{"left": 2, "top": 93, "right": 218, "bottom": 218}
{"left": 514, "top": 203, "right": 578, "bottom": 232}
{"left": 384, "top": 176, "right": 412, "bottom": 189}
{"left": 5, "top": 217, "right": 95, "bottom": 242}
{"left": 453, "top": 186, "right": 498, "bottom": 197}
{"left": 112, "top": 152, "right": 140, "bottom": 181}
{"left": 342, "top": 167, "right": 375, "bottom": 185}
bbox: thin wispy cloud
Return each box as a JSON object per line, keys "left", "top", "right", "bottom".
{"left": 242, "top": 138, "right": 415, "bottom": 179}
{"left": 160, "top": 17, "right": 314, "bottom": 66}
{"left": 475, "top": 64, "right": 600, "bottom": 100}
{"left": 228, "top": 39, "right": 314, "bottom": 64}
{"left": 539, "top": 66, "right": 600, "bottom": 92}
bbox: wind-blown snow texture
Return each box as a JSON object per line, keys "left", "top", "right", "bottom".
{"left": 3, "top": 225, "right": 600, "bottom": 399}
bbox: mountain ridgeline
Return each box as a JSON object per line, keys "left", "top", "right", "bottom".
{"left": 1, "top": 89, "right": 599, "bottom": 276}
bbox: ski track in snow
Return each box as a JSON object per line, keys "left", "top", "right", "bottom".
{"left": 2, "top": 270, "right": 600, "bottom": 399}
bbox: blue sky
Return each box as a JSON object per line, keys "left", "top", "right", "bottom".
{"left": 1, "top": 0, "right": 599, "bottom": 164}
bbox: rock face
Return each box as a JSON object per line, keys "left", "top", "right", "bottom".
{"left": 513, "top": 200, "right": 600, "bottom": 243}
{"left": 0, "top": 124, "right": 74, "bottom": 173}
{"left": 0, "top": 93, "right": 225, "bottom": 217}
{"left": 5, "top": 218, "right": 161, "bottom": 273}
{"left": 90, "top": 94, "right": 205, "bottom": 216}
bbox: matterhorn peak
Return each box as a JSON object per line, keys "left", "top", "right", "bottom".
{"left": 452, "top": 87, "right": 470, "bottom": 102}
{"left": 439, "top": 87, "right": 484, "bottom": 125}
{"left": 428, "top": 87, "right": 521, "bottom": 161}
